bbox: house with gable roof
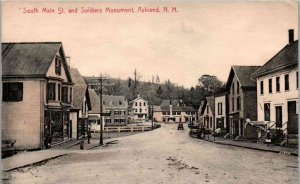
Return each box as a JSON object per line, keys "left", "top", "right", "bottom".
{"left": 252, "top": 29, "right": 298, "bottom": 144}
{"left": 102, "top": 95, "right": 128, "bottom": 126}
{"left": 201, "top": 96, "right": 215, "bottom": 131}
{"left": 226, "top": 65, "right": 261, "bottom": 138}
{"left": 2, "top": 42, "right": 73, "bottom": 149}
{"left": 128, "top": 94, "right": 149, "bottom": 123}
{"left": 70, "top": 68, "right": 92, "bottom": 139}
{"left": 153, "top": 99, "right": 196, "bottom": 123}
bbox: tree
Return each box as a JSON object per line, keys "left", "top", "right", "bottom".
{"left": 156, "top": 75, "right": 160, "bottom": 84}
{"left": 130, "top": 68, "right": 142, "bottom": 98}
{"left": 198, "top": 74, "right": 223, "bottom": 93}
{"left": 156, "top": 86, "right": 163, "bottom": 96}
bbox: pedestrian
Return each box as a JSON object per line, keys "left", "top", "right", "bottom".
{"left": 44, "top": 125, "right": 51, "bottom": 149}
{"left": 266, "top": 129, "right": 271, "bottom": 146}
{"left": 87, "top": 128, "right": 92, "bottom": 144}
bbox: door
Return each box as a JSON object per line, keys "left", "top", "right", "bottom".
{"left": 287, "top": 101, "right": 298, "bottom": 134}
{"left": 275, "top": 106, "right": 283, "bottom": 128}
{"left": 233, "top": 114, "right": 239, "bottom": 137}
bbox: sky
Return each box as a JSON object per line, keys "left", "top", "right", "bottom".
{"left": 2, "top": 1, "right": 298, "bottom": 88}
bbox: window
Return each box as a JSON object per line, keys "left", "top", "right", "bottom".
{"left": 47, "top": 83, "right": 56, "bottom": 101}
{"left": 276, "top": 77, "right": 280, "bottom": 92}
{"left": 114, "top": 111, "right": 120, "bottom": 115}
{"left": 206, "top": 106, "right": 209, "bottom": 114}
{"left": 135, "top": 102, "right": 137, "bottom": 106}
{"left": 144, "top": 102, "right": 146, "bottom": 106}
{"left": 70, "top": 87, "right": 72, "bottom": 103}
{"left": 264, "top": 103, "right": 270, "bottom": 121}
{"left": 3, "top": 82, "right": 23, "bottom": 101}
{"left": 275, "top": 106, "right": 282, "bottom": 128}
{"left": 62, "top": 86, "right": 68, "bottom": 103}
{"left": 218, "top": 102, "right": 222, "bottom": 115}
{"left": 119, "top": 101, "right": 122, "bottom": 105}
{"left": 285, "top": 74, "right": 289, "bottom": 91}
{"left": 163, "top": 112, "right": 167, "bottom": 115}
{"left": 55, "top": 57, "right": 61, "bottom": 75}
{"left": 139, "top": 108, "right": 142, "bottom": 113}
{"left": 139, "top": 102, "right": 142, "bottom": 106}
{"left": 260, "top": 81, "right": 264, "bottom": 95}
{"left": 268, "top": 78, "right": 272, "bottom": 93}
{"left": 297, "top": 72, "right": 298, "bottom": 89}
{"left": 135, "top": 109, "right": 137, "bottom": 112}
{"left": 103, "top": 101, "right": 106, "bottom": 105}
{"left": 232, "top": 83, "right": 234, "bottom": 94}
{"left": 237, "top": 81, "right": 240, "bottom": 94}
{"left": 232, "top": 98, "right": 235, "bottom": 111}
{"left": 58, "top": 84, "right": 61, "bottom": 101}
{"left": 237, "top": 97, "right": 241, "bottom": 110}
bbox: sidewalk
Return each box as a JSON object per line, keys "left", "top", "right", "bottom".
{"left": 2, "top": 138, "right": 117, "bottom": 172}
{"left": 203, "top": 135, "right": 298, "bottom": 156}
{"left": 2, "top": 149, "right": 67, "bottom": 172}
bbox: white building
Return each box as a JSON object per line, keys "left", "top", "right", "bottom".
{"left": 201, "top": 96, "right": 215, "bottom": 131}
{"left": 214, "top": 93, "right": 227, "bottom": 132}
{"left": 252, "top": 30, "right": 298, "bottom": 142}
{"left": 129, "top": 94, "right": 149, "bottom": 123}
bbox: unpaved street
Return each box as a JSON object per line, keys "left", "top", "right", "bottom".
{"left": 5, "top": 123, "right": 298, "bottom": 184}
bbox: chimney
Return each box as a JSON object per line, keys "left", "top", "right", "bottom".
{"left": 289, "top": 29, "right": 294, "bottom": 44}
{"left": 65, "top": 56, "right": 71, "bottom": 69}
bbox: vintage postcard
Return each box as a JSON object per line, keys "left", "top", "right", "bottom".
{"left": 1, "top": 0, "right": 298, "bottom": 183}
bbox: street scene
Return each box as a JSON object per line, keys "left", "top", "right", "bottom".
{"left": 1, "top": 1, "right": 299, "bottom": 184}
{"left": 3, "top": 124, "right": 298, "bottom": 184}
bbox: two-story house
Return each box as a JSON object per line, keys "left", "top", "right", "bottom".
{"left": 70, "top": 68, "right": 92, "bottom": 139}
{"left": 154, "top": 99, "right": 196, "bottom": 123}
{"left": 102, "top": 95, "right": 128, "bottom": 126}
{"left": 129, "top": 94, "right": 149, "bottom": 123}
{"left": 252, "top": 30, "right": 298, "bottom": 144}
{"left": 226, "top": 65, "right": 261, "bottom": 138}
{"left": 214, "top": 93, "right": 228, "bottom": 132}
{"left": 2, "top": 42, "right": 73, "bottom": 149}
{"left": 201, "top": 96, "right": 215, "bottom": 131}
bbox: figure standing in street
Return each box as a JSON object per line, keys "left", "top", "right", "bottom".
{"left": 87, "top": 128, "right": 91, "bottom": 144}
{"left": 266, "top": 129, "right": 271, "bottom": 146}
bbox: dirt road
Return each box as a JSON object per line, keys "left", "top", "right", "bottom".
{"left": 5, "top": 123, "right": 298, "bottom": 184}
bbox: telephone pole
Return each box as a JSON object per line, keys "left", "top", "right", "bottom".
{"left": 94, "top": 75, "right": 108, "bottom": 145}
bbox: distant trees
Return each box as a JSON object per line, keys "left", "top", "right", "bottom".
{"left": 97, "top": 73, "right": 224, "bottom": 109}
{"left": 128, "top": 68, "right": 142, "bottom": 98}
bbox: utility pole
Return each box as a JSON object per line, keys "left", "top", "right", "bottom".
{"left": 99, "top": 76, "right": 103, "bottom": 145}
{"left": 151, "top": 105, "right": 154, "bottom": 130}
{"left": 94, "top": 75, "right": 108, "bottom": 146}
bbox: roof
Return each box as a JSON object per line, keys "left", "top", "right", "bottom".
{"left": 226, "top": 65, "right": 261, "bottom": 90}
{"left": 160, "top": 105, "right": 196, "bottom": 112}
{"left": 102, "top": 95, "right": 128, "bottom": 108}
{"left": 70, "top": 68, "right": 91, "bottom": 110}
{"left": 88, "top": 89, "right": 103, "bottom": 114}
{"left": 160, "top": 99, "right": 184, "bottom": 107}
{"left": 2, "top": 42, "right": 72, "bottom": 82}
{"left": 206, "top": 96, "right": 215, "bottom": 115}
{"left": 70, "top": 68, "right": 87, "bottom": 86}
{"left": 252, "top": 40, "right": 298, "bottom": 78}
{"left": 130, "top": 95, "right": 148, "bottom": 103}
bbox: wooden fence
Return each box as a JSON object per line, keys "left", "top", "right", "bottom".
{"left": 91, "top": 126, "right": 153, "bottom": 133}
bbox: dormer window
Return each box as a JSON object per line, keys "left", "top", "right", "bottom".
{"left": 55, "top": 57, "right": 62, "bottom": 76}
